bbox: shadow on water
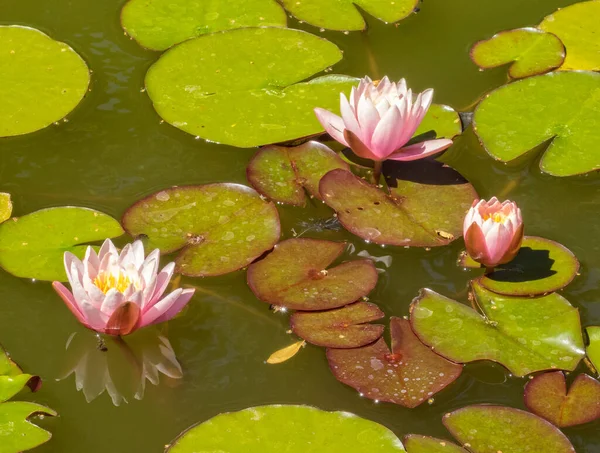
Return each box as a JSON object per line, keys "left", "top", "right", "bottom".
{"left": 489, "top": 247, "right": 556, "bottom": 282}
{"left": 384, "top": 156, "right": 470, "bottom": 186}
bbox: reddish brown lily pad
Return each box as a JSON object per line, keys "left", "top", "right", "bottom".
{"left": 319, "top": 163, "right": 476, "bottom": 247}
{"left": 247, "top": 141, "right": 349, "bottom": 206}
{"left": 327, "top": 317, "right": 462, "bottom": 407}
{"left": 443, "top": 405, "right": 576, "bottom": 453}
{"left": 247, "top": 238, "right": 377, "bottom": 310}
{"left": 403, "top": 435, "right": 468, "bottom": 453}
{"left": 524, "top": 371, "right": 600, "bottom": 427}
{"left": 122, "top": 185, "right": 280, "bottom": 277}
{"left": 290, "top": 302, "right": 385, "bottom": 348}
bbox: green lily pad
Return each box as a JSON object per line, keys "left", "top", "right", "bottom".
{"left": 539, "top": 1, "right": 600, "bottom": 71}
{"left": 473, "top": 71, "right": 600, "bottom": 176}
{"left": 0, "top": 402, "right": 57, "bottom": 453}
{"left": 290, "top": 302, "right": 385, "bottom": 348}
{"left": 415, "top": 104, "right": 463, "bottom": 139}
{"left": 0, "top": 345, "right": 39, "bottom": 404}
{"left": 122, "top": 185, "right": 280, "bottom": 277}
{"left": 0, "top": 207, "right": 124, "bottom": 281}
{"left": 524, "top": 371, "right": 600, "bottom": 427}
{"left": 587, "top": 326, "right": 600, "bottom": 372}
{"left": 403, "top": 435, "right": 468, "bottom": 453}
{"left": 121, "top": 0, "right": 287, "bottom": 51}
{"left": 247, "top": 141, "right": 349, "bottom": 206}
{"left": 246, "top": 238, "right": 377, "bottom": 310}
{"left": 443, "top": 405, "right": 576, "bottom": 453}
{"left": 0, "top": 194, "right": 12, "bottom": 224}
{"left": 410, "top": 282, "right": 585, "bottom": 376}
{"left": 166, "top": 405, "right": 406, "bottom": 452}
{"left": 459, "top": 236, "right": 580, "bottom": 296}
{"left": 470, "top": 28, "right": 565, "bottom": 79}
{"left": 327, "top": 317, "right": 462, "bottom": 407}
{"left": 0, "top": 26, "right": 90, "bottom": 137}
{"left": 145, "top": 27, "right": 357, "bottom": 148}
{"left": 279, "top": 0, "right": 418, "bottom": 31}
{"left": 319, "top": 163, "right": 476, "bottom": 247}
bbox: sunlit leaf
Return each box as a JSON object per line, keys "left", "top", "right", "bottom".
{"left": 539, "top": 1, "right": 600, "bottom": 71}
{"left": 280, "top": 0, "right": 418, "bottom": 31}
{"left": 410, "top": 282, "right": 585, "bottom": 376}
{"left": 319, "top": 163, "right": 476, "bottom": 247}
{"left": 0, "top": 402, "right": 57, "bottom": 453}
{"left": 0, "top": 345, "right": 38, "bottom": 403}
{"left": 0, "top": 207, "right": 124, "bottom": 281}
{"left": 470, "top": 28, "right": 565, "bottom": 78}
{"left": 327, "top": 317, "right": 462, "bottom": 407}
{"left": 247, "top": 238, "right": 377, "bottom": 310}
{"left": 587, "top": 326, "right": 600, "bottom": 373}
{"left": 291, "top": 302, "right": 384, "bottom": 348}
{"left": 121, "top": 0, "right": 287, "bottom": 51}
{"left": 473, "top": 71, "right": 600, "bottom": 176}
{"left": 524, "top": 371, "right": 600, "bottom": 427}
{"left": 414, "top": 104, "right": 463, "bottom": 140}
{"left": 145, "top": 27, "right": 357, "bottom": 147}
{"left": 443, "top": 405, "right": 576, "bottom": 453}
{"left": 0, "top": 194, "right": 12, "bottom": 224}
{"left": 165, "top": 405, "right": 406, "bottom": 452}
{"left": 0, "top": 26, "right": 89, "bottom": 137}
{"left": 266, "top": 340, "right": 306, "bottom": 364}
{"left": 122, "top": 185, "right": 280, "bottom": 277}
{"left": 403, "top": 435, "right": 468, "bottom": 453}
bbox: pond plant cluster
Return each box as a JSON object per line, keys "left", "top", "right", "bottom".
{"left": 0, "top": 0, "right": 600, "bottom": 452}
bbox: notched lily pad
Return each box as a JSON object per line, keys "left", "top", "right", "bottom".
{"left": 247, "top": 238, "right": 377, "bottom": 310}
{"left": 458, "top": 236, "right": 579, "bottom": 296}
{"left": 403, "top": 435, "right": 468, "bottom": 453}
{"left": 539, "top": 1, "right": 600, "bottom": 71}
{"left": 280, "top": 0, "right": 418, "bottom": 31}
{"left": 247, "top": 141, "right": 349, "bottom": 206}
{"left": 122, "top": 185, "right": 280, "bottom": 277}
{"left": 470, "top": 28, "right": 565, "bottom": 79}
{"left": 121, "top": 0, "right": 287, "bottom": 51}
{"left": 443, "top": 405, "right": 576, "bottom": 453}
{"left": 414, "top": 104, "right": 463, "bottom": 140}
{"left": 0, "top": 194, "right": 12, "bottom": 224}
{"left": 473, "top": 71, "right": 600, "bottom": 176}
{"left": 524, "top": 371, "right": 600, "bottom": 427}
{"left": 0, "top": 345, "right": 40, "bottom": 403}
{"left": 166, "top": 405, "right": 406, "bottom": 452}
{"left": 145, "top": 27, "right": 357, "bottom": 147}
{"left": 0, "top": 26, "right": 90, "bottom": 137}
{"left": 410, "top": 282, "right": 584, "bottom": 376}
{"left": 327, "top": 317, "right": 462, "bottom": 407}
{"left": 290, "top": 302, "right": 384, "bottom": 348}
{"left": 0, "top": 207, "right": 124, "bottom": 281}
{"left": 587, "top": 326, "right": 600, "bottom": 373}
{"left": 319, "top": 162, "right": 476, "bottom": 247}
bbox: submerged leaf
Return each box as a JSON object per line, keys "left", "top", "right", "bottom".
{"left": 266, "top": 340, "right": 306, "bottom": 364}
{"left": 145, "top": 27, "right": 357, "bottom": 147}
{"left": 470, "top": 28, "right": 565, "bottom": 78}
{"left": 327, "top": 317, "right": 462, "bottom": 407}
{"left": 524, "top": 371, "right": 600, "bottom": 427}
{"left": 247, "top": 238, "right": 377, "bottom": 310}
{"left": 166, "top": 405, "right": 406, "bottom": 452}
{"left": 443, "top": 405, "right": 576, "bottom": 453}
{"left": 122, "top": 185, "right": 280, "bottom": 277}
{"left": 0, "top": 207, "right": 124, "bottom": 281}
{"left": 410, "top": 282, "right": 584, "bottom": 376}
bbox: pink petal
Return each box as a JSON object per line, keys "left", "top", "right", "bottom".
{"left": 387, "top": 139, "right": 453, "bottom": 162}
{"left": 343, "top": 129, "right": 378, "bottom": 160}
{"left": 356, "top": 96, "right": 380, "bottom": 148}
{"left": 140, "top": 249, "right": 160, "bottom": 287}
{"left": 314, "top": 108, "right": 348, "bottom": 147}
{"left": 464, "top": 223, "right": 492, "bottom": 265}
{"left": 100, "top": 289, "right": 124, "bottom": 316}
{"left": 371, "top": 105, "right": 406, "bottom": 159}
{"left": 98, "top": 239, "right": 118, "bottom": 261}
{"left": 139, "top": 288, "right": 183, "bottom": 327}
{"left": 131, "top": 240, "right": 145, "bottom": 268}
{"left": 82, "top": 247, "right": 100, "bottom": 280}
{"left": 52, "top": 282, "right": 90, "bottom": 328}
{"left": 486, "top": 223, "right": 513, "bottom": 265}
{"left": 339, "top": 93, "right": 361, "bottom": 138}
{"left": 146, "top": 289, "right": 195, "bottom": 327}
{"left": 143, "top": 262, "right": 175, "bottom": 310}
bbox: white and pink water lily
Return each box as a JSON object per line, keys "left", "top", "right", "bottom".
{"left": 52, "top": 239, "right": 195, "bottom": 336}
{"left": 463, "top": 197, "right": 524, "bottom": 268}
{"left": 314, "top": 76, "right": 453, "bottom": 162}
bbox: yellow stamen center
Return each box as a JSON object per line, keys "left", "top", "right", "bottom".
{"left": 482, "top": 212, "right": 506, "bottom": 223}
{"left": 94, "top": 272, "right": 131, "bottom": 294}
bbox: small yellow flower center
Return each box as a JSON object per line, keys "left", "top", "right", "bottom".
{"left": 94, "top": 272, "right": 132, "bottom": 294}
{"left": 482, "top": 212, "right": 506, "bottom": 223}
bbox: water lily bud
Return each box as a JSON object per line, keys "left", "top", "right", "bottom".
{"left": 314, "top": 76, "right": 453, "bottom": 163}
{"left": 52, "top": 239, "right": 195, "bottom": 336}
{"left": 463, "top": 197, "right": 524, "bottom": 268}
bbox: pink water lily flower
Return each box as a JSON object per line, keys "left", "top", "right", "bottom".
{"left": 314, "top": 76, "right": 453, "bottom": 163}
{"left": 463, "top": 197, "right": 524, "bottom": 269}
{"left": 52, "top": 239, "right": 195, "bottom": 336}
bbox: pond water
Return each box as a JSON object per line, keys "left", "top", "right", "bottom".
{"left": 1, "top": 0, "right": 600, "bottom": 451}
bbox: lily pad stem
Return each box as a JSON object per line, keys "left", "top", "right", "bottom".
{"left": 372, "top": 161, "right": 383, "bottom": 185}
{"left": 484, "top": 266, "right": 495, "bottom": 275}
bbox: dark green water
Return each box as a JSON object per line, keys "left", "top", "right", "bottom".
{"left": 1, "top": 0, "right": 600, "bottom": 451}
